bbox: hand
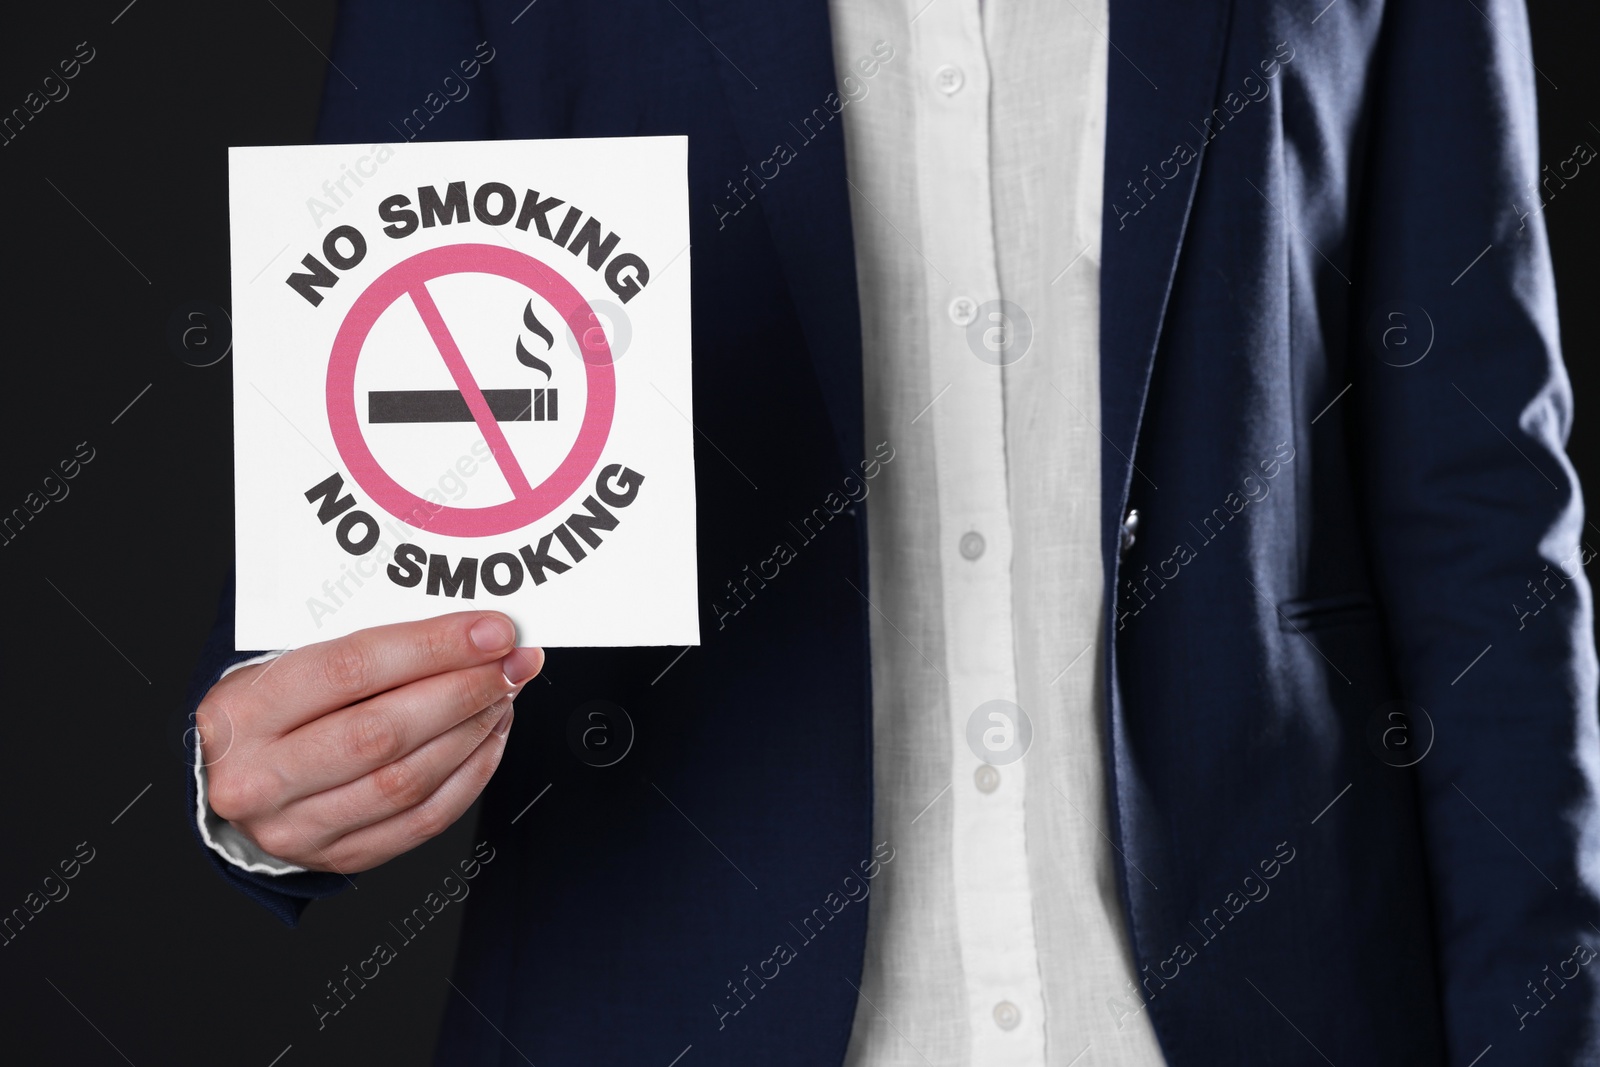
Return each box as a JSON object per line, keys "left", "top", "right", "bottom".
{"left": 196, "top": 612, "right": 542, "bottom": 874}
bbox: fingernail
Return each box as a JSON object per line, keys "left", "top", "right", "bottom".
{"left": 471, "top": 616, "right": 514, "bottom": 652}
{"left": 493, "top": 707, "right": 515, "bottom": 737}
{"left": 500, "top": 647, "right": 543, "bottom": 685}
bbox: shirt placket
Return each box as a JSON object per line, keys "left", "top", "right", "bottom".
{"left": 907, "top": 1, "right": 1048, "bottom": 1063}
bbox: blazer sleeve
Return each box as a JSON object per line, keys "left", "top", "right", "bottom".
{"left": 1353, "top": 0, "right": 1600, "bottom": 1059}
{"left": 184, "top": 0, "right": 494, "bottom": 925}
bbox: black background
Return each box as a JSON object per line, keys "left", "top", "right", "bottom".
{"left": 0, "top": 2, "right": 1594, "bottom": 1064}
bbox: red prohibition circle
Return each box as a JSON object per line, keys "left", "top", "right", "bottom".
{"left": 326, "top": 243, "right": 615, "bottom": 538}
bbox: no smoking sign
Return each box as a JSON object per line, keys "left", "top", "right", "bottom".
{"left": 329, "top": 243, "right": 614, "bottom": 538}
{"left": 230, "top": 137, "right": 698, "bottom": 649}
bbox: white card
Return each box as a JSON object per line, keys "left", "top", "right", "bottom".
{"left": 229, "top": 136, "right": 697, "bottom": 649}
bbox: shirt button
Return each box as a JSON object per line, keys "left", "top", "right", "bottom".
{"left": 974, "top": 764, "right": 1000, "bottom": 793}
{"left": 993, "top": 1001, "right": 1021, "bottom": 1031}
{"left": 949, "top": 297, "right": 978, "bottom": 326}
{"left": 959, "top": 530, "right": 985, "bottom": 560}
{"left": 934, "top": 65, "right": 965, "bottom": 95}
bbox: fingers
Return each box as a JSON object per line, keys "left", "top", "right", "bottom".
{"left": 246, "top": 612, "right": 522, "bottom": 732}
{"left": 277, "top": 696, "right": 512, "bottom": 843}
{"left": 200, "top": 612, "right": 540, "bottom": 872}
{"left": 301, "top": 708, "right": 515, "bottom": 873}
{"left": 272, "top": 649, "right": 542, "bottom": 799}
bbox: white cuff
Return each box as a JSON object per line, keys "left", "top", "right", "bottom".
{"left": 194, "top": 652, "right": 308, "bottom": 876}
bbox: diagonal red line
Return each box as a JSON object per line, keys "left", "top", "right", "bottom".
{"left": 408, "top": 282, "right": 535, "bottom": 499}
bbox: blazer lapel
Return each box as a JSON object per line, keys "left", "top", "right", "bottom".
{"left": 692, "top": 0, "right": 866, "bottom": 470}
{"left": 1099, "top": 0, "right": 1236, "bottom": 556}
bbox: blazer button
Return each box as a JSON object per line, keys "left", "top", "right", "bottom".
{"left": 1119, "top": 508, "right": 1139, "bottom": 559}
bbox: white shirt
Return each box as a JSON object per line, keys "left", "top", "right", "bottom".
{"left": 200, "top": 3, "right": 1166, "bottom": 1063}
{"left": 830, "top": 0, "right": 1166, "bottom": 1064}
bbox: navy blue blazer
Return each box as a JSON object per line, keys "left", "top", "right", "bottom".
{"left": 189, "top": 0, "right": 1600, "bottom": 1062}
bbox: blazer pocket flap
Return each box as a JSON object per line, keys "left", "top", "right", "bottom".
{"left": 1276, "top": 593, "right": 1377, "bottom": 632}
